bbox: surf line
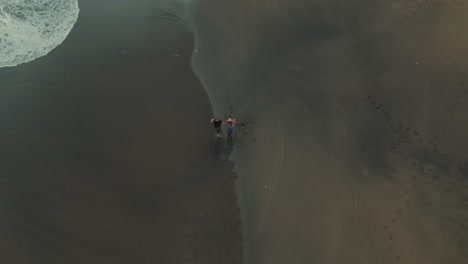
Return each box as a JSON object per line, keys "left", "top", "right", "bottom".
{"left": 296, "top": 96, "right": 343, "bottom": 250}
{"left": 254, "top": 95, "right": 285, "bottom": 240}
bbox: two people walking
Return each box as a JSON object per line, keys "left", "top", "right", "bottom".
{"left": 211, "top": 116, "right": 236, "bottom": 138}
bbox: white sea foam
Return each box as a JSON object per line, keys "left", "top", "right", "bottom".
{"left": 0, "top": 0, "right": 79, "bottom": 68}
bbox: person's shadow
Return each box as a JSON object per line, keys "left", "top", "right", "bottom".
{"left": 225, "top": 134, "right": 234, "bottom": 154}
{"left": 211, "top": 135, "right": 225, "bottom": 158}
{"left": 210, "top": 134, "right": 235, "bottom": 159}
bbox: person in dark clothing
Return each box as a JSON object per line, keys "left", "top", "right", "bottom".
{"left": 211, "top": 116, "right": 224, "bottom": 138}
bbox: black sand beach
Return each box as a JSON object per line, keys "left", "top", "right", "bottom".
{"left": 191, "top": 0, "right": 468, "bottom": 263}
{"left": 0, "top": 0, "right": 241, "bottom": 263}
{"left": 2, "top": 0, "right": 468, "bottom": 263}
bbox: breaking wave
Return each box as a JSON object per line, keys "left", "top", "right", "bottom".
{"left": 0, "top": 0, "right": 79, "bottom": 68}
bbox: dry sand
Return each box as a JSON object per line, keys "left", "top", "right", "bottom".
{"left": 191, "top": 0, "right": 468, "bottom": 263}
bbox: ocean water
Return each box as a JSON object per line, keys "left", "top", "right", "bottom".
{"left": 0, "top": 0, "right": 242, "bottom": 263}
{"left": 2, "top": 0, "right": 468, "bottom": 263}
{"left": 0, "top": 0, "right": 79, "bottom": 68}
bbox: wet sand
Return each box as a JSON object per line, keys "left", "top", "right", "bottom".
{"left": 0, "top": 0, "right": 241, "bottom": 263}
{"left": 191, "top": 0, "right": 468, "bottom": 263}
{"left": 2, "top": 0, "right": 468, "bottom": 263}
